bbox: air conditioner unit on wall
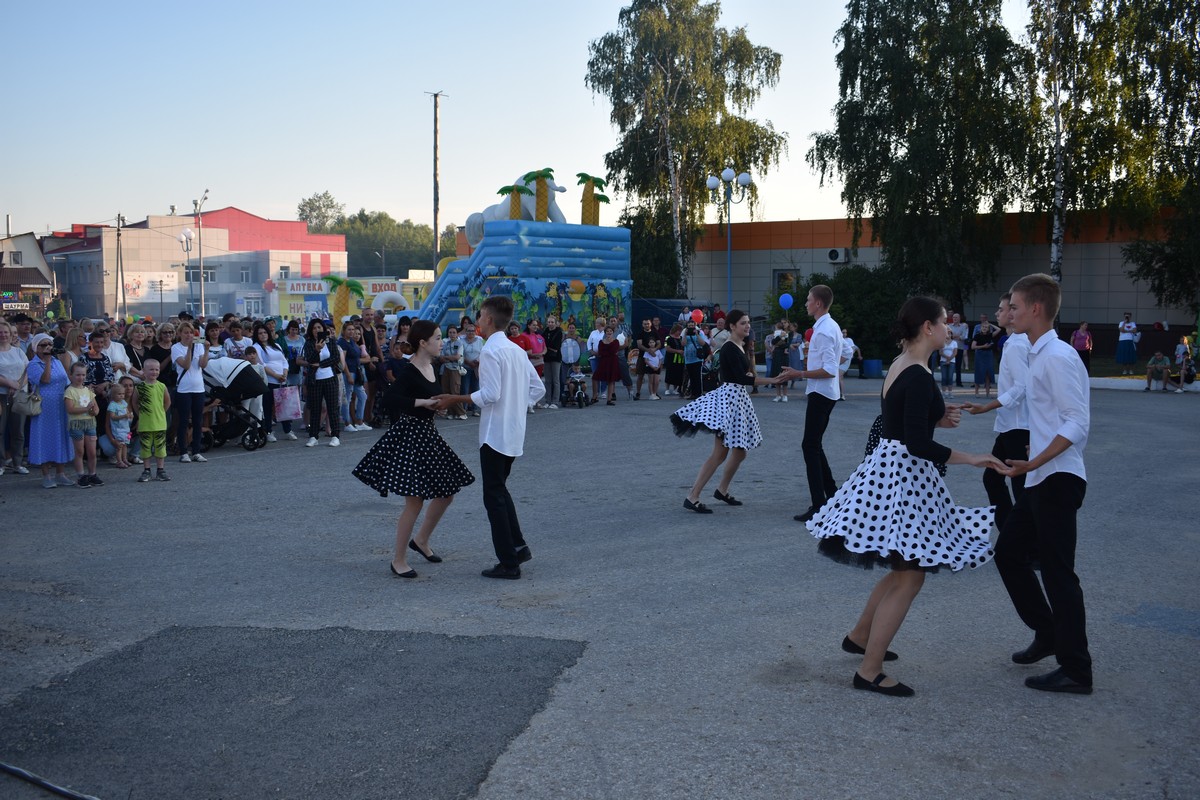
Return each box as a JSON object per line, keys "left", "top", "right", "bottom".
{"left": 827, "top": 248, "right": 850, "bottom": 264}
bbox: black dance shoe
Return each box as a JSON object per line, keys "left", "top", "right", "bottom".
{"left": 389, "top": 563, "right": 417, "bottom": 579}
{"left": 853, "top": 671, "right": 915, "bottom": 697}
{"left": 683, "top": 498, "right": 713, "bottom": 514}
{"left": 408, "top": 540, "right": 443, "bottom": 563}
{"left": 842, "top": 635, "right": 898, "bottom": 662}
{"left": 794, "top": 506, "right": 819, "bottom": 522}
{"left": 713, "top": 489, "right": 743, "bottom": 506}
{"left": 481, "top": 563, "right": 521, "bottom": 580}
{"left": 1024, "top": 667, "right": 1092, "bottom": 694}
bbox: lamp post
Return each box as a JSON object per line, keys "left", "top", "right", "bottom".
{"left": 706, "top": 167, "right": 751, "bottom": 313}
{"left": 149, "top": 279, "right": 165, "bottom": 321}
{"left": 374, "top": 246, "right": 386, "bottom": 274}
{"left": 179, "top": 228, "right": 194, "bottom": 313}
{"left": 193, "top": 189, "right": 209, "bottom": 319}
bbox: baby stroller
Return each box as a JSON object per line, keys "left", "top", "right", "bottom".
{"left": 203, "top": 358, "right": 269, "bottom": 451}
{"left": 565, "top": 370, "right": 589, "bottom": 408}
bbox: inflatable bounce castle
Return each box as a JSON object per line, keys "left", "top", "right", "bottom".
{"left": 417, "top": 169, "right": 632, "bottom": 331}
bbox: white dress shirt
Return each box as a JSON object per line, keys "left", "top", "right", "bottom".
{"left": 805, "top": 313, "right": 843, "bottom": 401}
{"left": 586, "top": 329, "right": 605, "bottom": 356}
{"left": 993, "top": 332, "right": 1030, "bottom": 433}
{"left": 471, "top": 331, "right": 546, "bottom": 457}
{"left": 1025, "top": 330, "right": 1089, "bottom": 487}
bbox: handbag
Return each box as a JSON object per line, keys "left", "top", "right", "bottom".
{"left": 273, "top": 385, "right": 303, "bottom": 421}
{"left": 10, "top": 376, "right": 42, "bottom": 417}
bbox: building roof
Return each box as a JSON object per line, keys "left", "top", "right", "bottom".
{"left": 0, "top": 267, "right": 53, "bottom": 289}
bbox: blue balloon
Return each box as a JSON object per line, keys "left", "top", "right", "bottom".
{"left": 779, "top": 293, "right": 793, "bottom": 310}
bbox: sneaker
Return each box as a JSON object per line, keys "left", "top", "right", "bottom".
{"left": 357, "top": 423, "right": 371, "bottom": 431}
{"left": 14, "top": 464, "right": 29, "bottom": 475}
{"left": 191, "top": 453, "right": 207, "bottom": 463}
{"left": 266, "top": 433, "right": 278, "bottom": 442}
{"left": 772, "top": 396, "right": 781, "bottom": 402}
{"left": 131, "top": 456, "right": 144, "bottom": 465}
{"left": 472, "top": 411, "right": 480, "bottom": 417}
{"left": 457, "top": 414, "right": 468, "bottom": 420}
{"left": 329, "top": 437, "right": 341, "bottom": 447}
{"left": 1175, "top": 388, "right": 1184, "bottom": 394}
{"left": 77, "top": 477, "right": 91, "bottom": 488}
{"left": 650, "top": 394, "right": 661, "bottom": 400}
{"left": 156, "top": 469, "right": 171, "bottom": 482}
{"left": 547, "top": 403, "right": 558, "bottom": 409}
{"left": 528, "top": 407, "right": 535, "bottom": 414}
{"left": 180, "top": 453, "right": 192, "bottom": 463}
{"left": 42, "top": 477, "right": 57, "bottom": 489}
{"left": 305, "top": 437, "right": 318, "bottom": 447}
{"left": 88, "top": 474, "right": 104, "bottom": 486}
{"left": 286, "top": 431, "right": 298, "bottom": 440}
{"left": 56, "top": 474, "right": 74, "bottom": 487}
{"left": 138, "top": 469, "right": 152, "bottom": 483}
{"left": 782, "top": 396, "right": 789, "bottom": 402}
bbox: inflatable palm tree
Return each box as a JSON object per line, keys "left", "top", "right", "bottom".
{"left": 576, "top": 173, "right": 609, "bottom": 225}
{"left": 321, "top": 275, "right": 364, "bottom": 327}
{"left": 497, "top": 184, "right": 534, "bottom": 220}
{"left": 521, "top": 168, "right": 556, "bottom": 221}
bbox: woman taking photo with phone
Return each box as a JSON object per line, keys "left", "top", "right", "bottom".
{"left": 302, "top": 318, "right": 344, "bottom": 447}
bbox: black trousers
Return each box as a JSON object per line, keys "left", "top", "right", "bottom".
{"left": 306, "top": 377, "right": 341, "bottom": 439}
{"left": 954, "top": 347, "right": 966, "bottom": 386}
{"left": 983, "top": 428, "right": 1029, "bottom": 531}
{"left": 480, "top": 444, "right": 527, "bottom": 567}
{"left": 994, "top": 473, "right": 1091, "bottom": 682}
{"left": 802, "top": 392, "right": 838, "bottom": 508}
{"left": 686, "top": 362, "right": 703, "bottom": 399}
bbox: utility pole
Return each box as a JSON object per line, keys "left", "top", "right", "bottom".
{"left": 116, "top": 213, "right": 127, "bottom": 319}
{"left": 426, "top": 91, "right": 447, "bottom": 269}
{"left": 194, "top": 189, "right": 209, "bottom": 319}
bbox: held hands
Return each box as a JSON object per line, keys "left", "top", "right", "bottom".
{"left": 963, "top": 401, "right": 990, "bottom": 415}
{"left": 973, "top": 453, "right": 1012, "bottom": 474}
{"left": 937, "top": 404, "right": 963, "bottom": 428}
{"left": 776, "top": 367, "right": 803, "bottom": 382}
{"left": 429, "top": 394, "right": 458, "bottom": 410}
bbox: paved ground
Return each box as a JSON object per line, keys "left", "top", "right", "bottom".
{"left": 1, "top": 380, "right": 1197, "bottom": 799}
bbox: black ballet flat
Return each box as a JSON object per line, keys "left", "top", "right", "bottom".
{"left": 713, "top": 489, "right": 743, "bottom": 506}
{"left": 683, "top": 498, "right": 713, "bottom": 514}
{"left": 389, "top": 563, "right": 417, "bottom": 579}
{"left": 853, "top": 671, "right": 914, "bottom": 697}
{"left": 409, "top": 540, "right": 443, "bottom": 563}
{"left": 842, "top": 635, "right": 898, "bottom": 662}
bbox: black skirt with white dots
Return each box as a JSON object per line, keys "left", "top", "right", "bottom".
{"left": 352, "top": 415, "right": 475, "bottom": 499}
{"left": 807, "top": 439, "right": 994, "bottom": 572}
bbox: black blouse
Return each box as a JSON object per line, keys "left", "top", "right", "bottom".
{"left": 383, "top": 361, "right": 439, "bottom": 419}
{"left": 718, "top": 340, "right": 754, "bottom": 386}
{"left": 881, "top": 365, "right": 952, "bottom": 464}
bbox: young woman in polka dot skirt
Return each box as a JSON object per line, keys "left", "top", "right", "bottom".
{"left": 352, "top": 320, "right": 475, "bottom": 578}
{"left": 807, "top": 297, "right": 1008, "bottom": 697}
{"left": 671, "top": 310, "right": 783, "bottom": 513}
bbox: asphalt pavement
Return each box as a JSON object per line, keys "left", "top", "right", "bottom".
{"left": 1, "top": 380, "right": 1197, "bottom": 799}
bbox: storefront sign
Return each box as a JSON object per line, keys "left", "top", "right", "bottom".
{"left": 368, "top": 281, "right": 398, "bottom": 294}
{"left": 2, "top": 302, "right": 31, "bottom": 310}
{"left": 285, "top": 280, "right": 328, "bottom": 294}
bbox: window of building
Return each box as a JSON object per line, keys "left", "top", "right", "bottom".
{"left": 10, "top": 251, "right": 22, "bottom": 266}
{"left": 278, "top": 266, "right": 290, "bottom": 280}
{"left": 186, "top": 269, "right": 217, "bottom": 283}
{"left": 773, "top": 270, "right": 798, "bottom": 292}
{"left": 240, "top": 269, "right": 251, "bottom": 284}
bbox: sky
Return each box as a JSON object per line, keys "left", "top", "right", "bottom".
{"left": 5, "top": 0, "right": 1031, "bottom": 244}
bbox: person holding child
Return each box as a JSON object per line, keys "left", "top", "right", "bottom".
{"left": 135, "top": 358, "right": 171, "bottom": 482}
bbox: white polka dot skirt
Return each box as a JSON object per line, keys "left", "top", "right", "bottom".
{"left": 807, "top": 439, "right": 994, "bottom": 572}
{"left": 352, "top": 415, "right": 475, "bottom": 499}
{"left": 670, "top": 382, "right": 763, "bottom": 450}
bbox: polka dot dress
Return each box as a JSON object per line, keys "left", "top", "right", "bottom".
{"left": 670, "top": 382, "right": 763, "bottom": 450}
{"left": 352, "top": 415, "right": 475, "bottom": 499}
{"left": 807, "top": 438, "right": 994, "bottom": 572}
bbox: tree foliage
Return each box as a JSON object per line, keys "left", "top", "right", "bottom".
{"left": 619, "top": 200, "right": 700, "bottom": 298}
{"left": 586, "top": 0, "right": 787, "bottom": 283}
{"left": 297, "top": 190, "right": 345, "bottom": 233}
{"left": 330, "top": 209, "right": 457, "bottom": 278}
{"left": 808, "top": 0, "right": 1033, "bottom": 312}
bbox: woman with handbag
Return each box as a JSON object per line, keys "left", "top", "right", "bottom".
{"left": 26, "top": 334, "right": 74, "bottom": 487}
{"left": 302, "top": 319, "right": 344, "bottom": 447}
{"left": 0, "top": 319, "right": 31, "bottom": 475}
{"left": 253, "top": 322, "right": 292, "bottom": 442}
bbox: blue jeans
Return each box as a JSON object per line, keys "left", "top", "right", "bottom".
{"left": 343, "top": 376, "right": 366, "bottom": 423}
{"left": 462, "top": 368, "right": 479, "bottom": 410}
{"left": 940, "top": 363, "right": 953, "bottom": 389}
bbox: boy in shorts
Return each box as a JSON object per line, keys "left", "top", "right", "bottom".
{"left": 135, "top": 359, "right": 172, "bottom": 482}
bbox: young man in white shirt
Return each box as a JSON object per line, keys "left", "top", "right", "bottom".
{"left": 587, "top": 316, "right": 606, "bottom": 404}
{"left": 777, "top": 285, "right": 843, "bottom": 522}
{"left": 964, "top": 293, "right": 1030, "bottom": 531}
{"left": 436, "top": 295, "right": 544, "bottom": 579}
{"left": 993, "top": 273, "right": 1093, "bottom": 694}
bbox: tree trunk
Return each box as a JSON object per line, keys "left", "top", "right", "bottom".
{"left": 582, "top": 181, "right": 596, "bottom": 225}
{"left": 664, "top": 130, "right": 685, "bottom": 296}
{"left": 535, "top": 179, "right": 549, "bottom": 221}
{"left": 509, "top": 191, "right": 522, "bottom": 220}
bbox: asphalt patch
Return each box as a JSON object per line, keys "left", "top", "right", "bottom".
{"left": 0, "top": 626, "right": 585, "bottom": 800}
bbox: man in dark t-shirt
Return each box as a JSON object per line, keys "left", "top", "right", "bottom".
{"left": 635, "top": 318, "right": 656, "bottom": 399}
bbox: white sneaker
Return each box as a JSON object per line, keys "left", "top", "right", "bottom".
{"left": 192, "top": 453, "right": 208, "bottom": 463}
{"left": 528, "top": 407, "right": 534, "bottom": 414}
{"left": 329, "top": 437, "right": 341, "bottom": 447}
{"left": 14, "top": 464, "right": 29, "bottom": 475}
{"left": 286, "top": 431, "right": 298, "bottom": 440}
{"left": 358, "top": 423, "right": 372, "bottom": 431}
{"left": 305, "top": 437, "right": 318, "bottom": 447}
{"left": 772, "top": 396, "right": 781, "bottom": 402}
{"left": 1175, "top": 388, "right": 1184, "bottom": 393}
{"left": 266, "top": 433, "right": 278, "bottom": 442}
{"left": 782, "top": 396, "right": 789, "bottom": 402}
{"left": 179, "top": 453, "right": 192, "bottom": 463}
{"left": 547, "top": 403, "right": 558, "bottom": 409}
{"left": 42, "top": 477, "right": 57, "bottom": 489}
{"left": 56, "top": 474, "right": 75, "bottom": 487}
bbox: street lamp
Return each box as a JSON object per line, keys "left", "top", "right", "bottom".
{"left": 179, "top": 228, "right": 194, "bottom": 313}
{"left": 706, "top": 167, "right": 752, "bottom": 312}
{"left": 374, "top": 246, "right": 386, "bottom": 273}
{"left": 193, "top": 189, "right": 209, "bottom": 319}
{"left": 149, "top": 280, "right": 166, "bottom": 321}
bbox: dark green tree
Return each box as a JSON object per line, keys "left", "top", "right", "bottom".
{"left": 808, "top": 0, "right": 1032, "bottom": 312}
{"left": 331, "top": 210, "right": 457, "bottom": 278}
{"left": 619, "top": 200, "right": 699, "bottom": 297}
{"left": 586, "top": 0, "right": 787, "bottom": 286}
